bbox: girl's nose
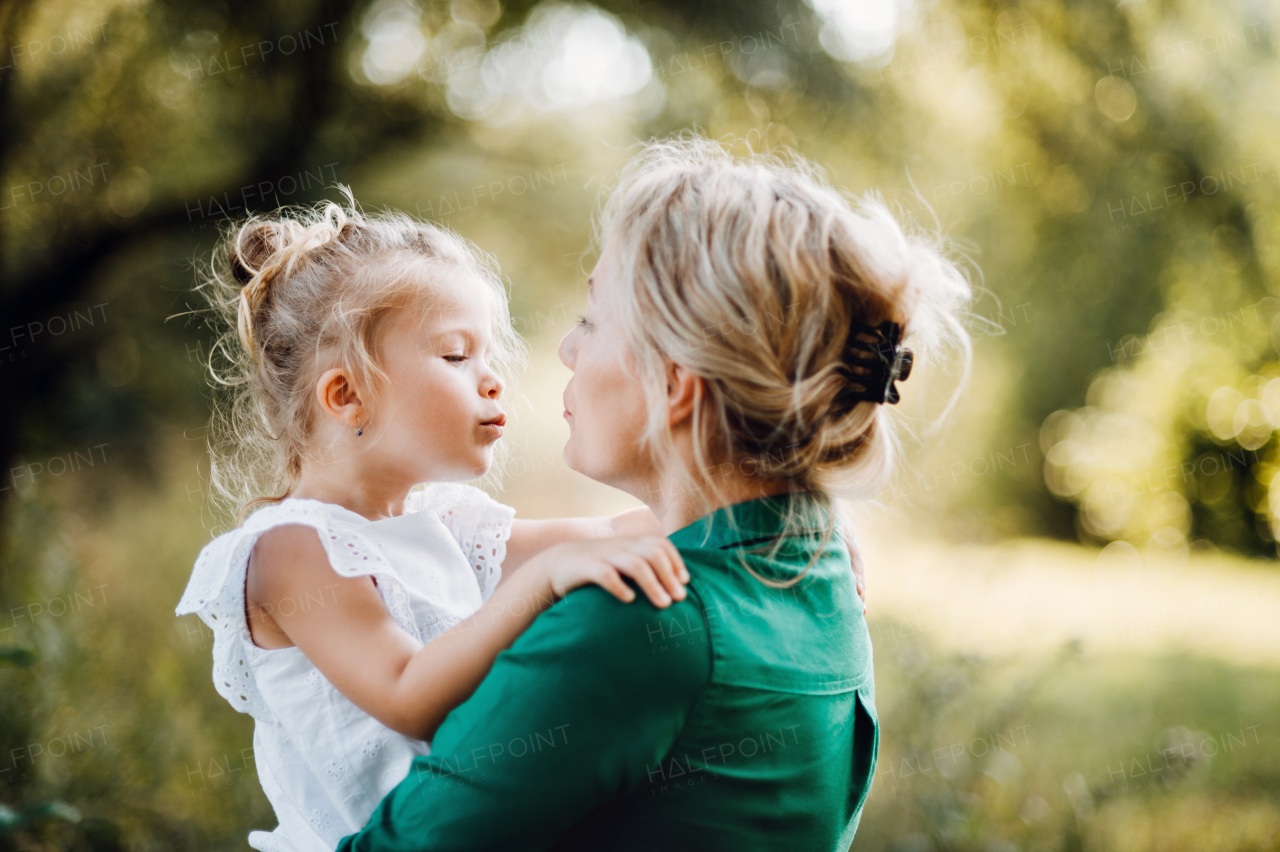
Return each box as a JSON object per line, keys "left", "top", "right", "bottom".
{"left": 483, "top": 369, "right": 504, "bottom": 399}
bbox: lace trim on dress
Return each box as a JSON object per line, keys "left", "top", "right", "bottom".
{"left": 175, "top": 530, "right": 276, "bottom": 722}
{"left": 247, "top": 829, "right": 298, "bottom": 852}
{"left": 408, "top": 482, "right": 515, "bottom": 602}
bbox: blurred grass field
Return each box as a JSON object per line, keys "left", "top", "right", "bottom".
{"left": 858, "top": 524, "right": 1280, "bottom": 852}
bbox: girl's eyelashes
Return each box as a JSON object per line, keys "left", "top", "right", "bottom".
{"left": 443, "top": 354, "right": 468, "bottom": 363}
{"left": 576, "top": 314, "right": 591, "bottom": 330}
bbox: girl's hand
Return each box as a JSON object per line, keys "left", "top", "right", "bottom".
{"left": 536, "top": 536, "right": 690, "bottom": 608}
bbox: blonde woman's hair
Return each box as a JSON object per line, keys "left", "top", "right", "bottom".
{"left": 596, "top": 135, "right": 974, "bottom": 584}
{"left": 193, "top": 187, "right": 527, "bottom": 523}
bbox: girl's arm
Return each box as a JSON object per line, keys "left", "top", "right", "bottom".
{"left": 502, "top": 506, "right": 662, "bottom": 573}
{"left": 247, "top": 525, "right": 686, "bottom": 742}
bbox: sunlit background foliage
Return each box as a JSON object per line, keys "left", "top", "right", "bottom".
{"left": 2, "top": 0, "right": 1279, "bottom": 848}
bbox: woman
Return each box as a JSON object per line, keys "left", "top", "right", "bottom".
{"left": 336, "top": 136, "right": 973, "bottom": 851}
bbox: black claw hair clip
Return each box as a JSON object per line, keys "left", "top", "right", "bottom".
{"left": 838, "top": 319, "right": 914, "bottom": 406}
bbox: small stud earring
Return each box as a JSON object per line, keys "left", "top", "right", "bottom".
{"left": 355, "top": 417, "right": 365, "bottom": 437}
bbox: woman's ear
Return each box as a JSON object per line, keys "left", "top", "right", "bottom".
{"left": 315, "top": 368, "right": 364, "bottom": 429}
{"left": 666, "top": 361, "right": 703, "bottom": 428}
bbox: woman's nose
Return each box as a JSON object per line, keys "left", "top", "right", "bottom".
{"left": 557, "top": 329, "right": 577, "bottom": 370}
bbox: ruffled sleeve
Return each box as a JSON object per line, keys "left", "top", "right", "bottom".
{"left": 174, "top": 499, "right": 420, "bottom": 722}
{"left": 406, "top": 483, "right": 515, "bottom": 602}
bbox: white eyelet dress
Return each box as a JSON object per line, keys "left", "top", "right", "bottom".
{"left": 175, "top": 483, "right": 515, "bottom": 852}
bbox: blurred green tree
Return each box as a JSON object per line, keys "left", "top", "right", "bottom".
{"left": 3, "top": 0, "right": 1275, "bottom": 549}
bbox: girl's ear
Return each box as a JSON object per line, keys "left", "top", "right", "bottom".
{"left": 315, "top": 368, "right": 364, "bottom": 429}
{"left": 666, "top": 361, "right": 703, "bottom": 428}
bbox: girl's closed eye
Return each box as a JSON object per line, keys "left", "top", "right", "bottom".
{"left": 576, "top": 314, "right": 591, "bottom": 331}
{"left": 444, "top": 354, "right": 468, "bottom": 363}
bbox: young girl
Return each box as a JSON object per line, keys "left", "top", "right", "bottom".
{"left": 176, "top": 194, "right": 692, "bottom": 852}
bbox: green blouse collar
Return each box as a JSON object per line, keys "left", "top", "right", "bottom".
{"left": 667, "top": 490, "right": 832, "bottom": 551}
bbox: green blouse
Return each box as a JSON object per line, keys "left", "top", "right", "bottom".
{"left": 336, "top": 491, "right": 879, "bottom": 851}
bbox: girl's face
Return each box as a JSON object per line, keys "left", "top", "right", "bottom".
{"left": 374, "top": 280, "right": 506, "bottom": 482}
{"left": 557, "top": 253, "right": 654, "bottom": 495}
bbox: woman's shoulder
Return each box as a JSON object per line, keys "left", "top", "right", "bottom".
{"left": 521, "top": 581, "right": 713, "bottom": 692}
{"left": 685, "top": 546, "right": 873, "bottom": 694}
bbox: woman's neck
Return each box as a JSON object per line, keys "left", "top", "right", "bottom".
{"left": 643, "top": 465, "right": 798, "bottom": 535}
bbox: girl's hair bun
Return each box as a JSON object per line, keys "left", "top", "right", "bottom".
{"left": 228, "top": 221, "right": 290, "bottom": 286}
{"left": 230, "top": 212, "right": 346, "bottom": 354}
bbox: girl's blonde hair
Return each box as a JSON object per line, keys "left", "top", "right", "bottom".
{"left": 596, "top": 136, "right": 974, "bottom": 583}
{"left": 195, "top": 187, "right": 527, "bottom": 523}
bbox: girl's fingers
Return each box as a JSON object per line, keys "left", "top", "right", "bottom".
{"left": 606, "top": 552, "right": 672, "bottom": 608}
{"left": 592, "top": 565, "right": 636, "bottom": 603}
{"left": 634, "top": 539, "right": 686, "bottom": 601}
{"left": 661, "top": 539, "right": 691, "bottom": 584}
{"left": 663, "top": 539, "right": 691, "bottom": 585}
{"left": 631, "top": 538, "right": 686, "bottom": 601}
